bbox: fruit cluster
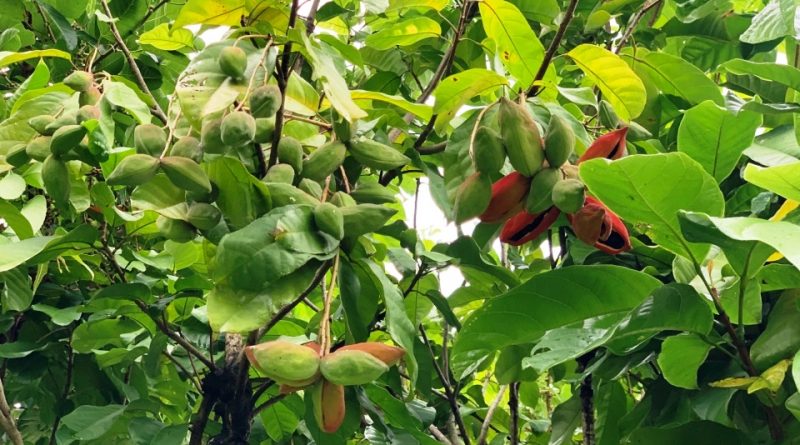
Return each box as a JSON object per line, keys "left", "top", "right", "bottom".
{"left": 455, "top": 97, "right": 632, "bottom": 255}
{"left": 246, "top": 341, "right": 404, "bottom": 432}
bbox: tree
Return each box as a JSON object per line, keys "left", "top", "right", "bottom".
{"left": 0, "top": 0, "right": 799, "bottom": 443}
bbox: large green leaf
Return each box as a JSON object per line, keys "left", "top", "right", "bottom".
{"left": 479, "top": 0, "right": 545, "bottom": 89}
{"left": 657, "top": 333, "right": 712, "bottom": 389}
{"left": 432, "top": 69, "right": 507, "bottom": 132}
{"left": 721, "top": 59, "right": 800, "bottom": 92}
{"left": 102, "top": 79, "right": 152, "bottom": 124}
{"left": 739, "top": 0, "right": 795, "bottom": 44}
{"left": 567, "top": 44, "right": 646, "bottom": 122}
{"left": 138, "top": 23, "right": 195, "bottom": 51}
{"left": 174, "top": 0, "right": 245, "bottom": 27}
{"left": 0, "top": 199, "right": 33, "bottom": 240}
{"left": 750, "top": 290, "right": 800, "bottom": 370}
{"left": 1, "top": 267, "right": 32, "bottom": 312}
{"left": 743, "top": 161, "right": 800, "bottom": 201}
{"left": 629, "top": 421, "right": 749, "bottom": 444}
{"left": 623, "top": 50, "right": 724, "bottom": 106}
{"left": 301, "top": 33, "right": 367, "bottom": 122}
{"left": 0, "top": 90, "right": 69, "bottom": 153}
{"left": 0, "top": 49, "right": 70, "bottom": 67}
{"left": 364, "top": 17, "right": 441, "bottom": 50}
{"left": 205, "top": 157, "right": 271, "bottom": 229}
{"left": 59, "top": 405, "right": 127, "bottom": 441}
{"left": 450, "top": 266, "right": 660, "bottom": 378}
{"left": 677, "top": 101, "right": 761, "bottom": 182}
{"left": 580, "top": 153, "right": 725, "bottom": 262}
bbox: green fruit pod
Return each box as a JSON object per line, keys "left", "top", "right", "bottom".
{"left": 28, "top": 115, "right": 55, "bottom": 136}
{"left": 246, "top": 340, "right": 321, "bottom": 386}
{"left": 498, "top": 97, "right": 544, "bottom": 177}
{"left": 297, "top": 178, "right": 323, "bottom": 199}
{"left": 134, "top": 124, "right": 167, "bottom": 156}
{"left": 348, "top": 138, "right": 411, "bottom": 171}
{"left": 319, "top": 349, "right": 390, "bottom": 386}
{"left": 200, "top": 118, "right": 227, "bottom": 154}
{"left": 350, "top": 182, "right": 396, "bottom": 204}
{"left": 51, "top": 125, "right": 87, "bottom": 157}
{"left": 160, "top": 156, "right": 212, "bottom": 194}
{"left": 42, "top": 155, "right": 71, "bottom": 209}
{"left": 263, "top": 163, "right": 295, "bottom": 184}
{"left": 221, "top": 111, "right": 256, "bottom": 146}
{"left": 106, "top": 154, "right": 160, "bottom": 187}
{"left": 525, "top": 168, "right": 560, "bottom": 214}
{"left": 266, "top": 182, "right": 320, "bottom": 207}
{"left": 314, "top": 202, "right": 344, "bottom": 240}
{"left": 544, "top": 115, "right": 574, "bottom": 168}
{"left": 472, "top": 126, "right": 505, "bottom": 174}
{"left": 302, "top": 141, "right": 346, "bottom": 182}
{"left": 453, "top": 172, "right": 491, "bottom": 224}
{"left": 249, "top": 85, "right": 282, "bottom": 118}
{"left": 63, "top": 71, "right": 93, "bottom": 92}
{"left": 6, "top": 144, "right": 30, "bottom": 167}
{"left": 26, "top": 136, "right": 52, "bottom": 161}
{"left": 254, "top": 118, "right": 275, "bottom": 143}
{"left": 79, "top": 87, "right": 102, "bottom": 106}
{"left": 171, "top": 136, "right": 203, "bottom": 163}
{"left": 340, "top": 204, "right": 397, "bottom": 238}
{"left": 277, "top": 137, "right": 304, "bottom": 174}
{"left": 329, "top": 191, "right": 357, "bottom": 207}
{"left": 551, "top": 178, "right": 585, "bottom": 214}
{"left": 218, "top": 46, "right": 247, "bottom": 79}
{"left": 156, "top": 215, "right": 196, "bottom": 243}
{"left": 77, "top": 105, "right": 101, "bottom": 124}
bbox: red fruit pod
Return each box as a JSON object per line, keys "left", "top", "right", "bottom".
{"left": 499, "top": 207, "right": 561, "bottom": 246}
{"left": 479, "top": 172, "right": 531, "bottom": 224}
{"left": 337, "top": 342, "right": 405, "bottom": 366}
{"left": 568, "top": 197, "right": 631, "bottom": 255}
{"left": 577, "top": 127, "right": 628, "bottom": 164}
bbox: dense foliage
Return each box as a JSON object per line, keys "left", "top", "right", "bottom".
{"left": 1, "top": 0, "right": 800, "bottom": 443}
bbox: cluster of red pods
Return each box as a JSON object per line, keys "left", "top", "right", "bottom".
{"left": 480, "top": 128, "right": 632, "bottom": 255}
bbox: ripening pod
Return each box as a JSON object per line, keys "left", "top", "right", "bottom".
{"left": 302, "top": 141, "right": 347, "bottom": 182}
{"left": 298, "top": 178, "right": 323, "bottom": 200}
{"left": 218, "top": 46, "right": 247, "bottom": 79}
{"left": 472, "top": 126, "right": 505, "bottom": 174}
{"left": 160, "top": 156, "right": 212, "bottom": 194}
{"left": 156, "top": 215, "right": 197, "bottom": 243}
{"left": 28, "top": 115, "right": 55, "bottom": 136}
{"left": 266, "top": 182, "right": 320, "bottom": 207}
{"left": 171, "top": 136, "right": 203, "bottom": 163}
{"left": 186, "top": 202, "right": 222, "bottom": 230}
{"left": 277, "top": 137, "right": 304, "bottom": 174}
{"left": 526, "top": 168, "right": 560, "bottom": 214}
{"left": 329, "top": 191, "right": 357, "bottom": 208}
{"left": 350, "top": 182, "right": 396, "bottom": 205}
{"left": 498, "top": 97, "right": 544, "bottom": 177}
{"left": 340, "top": 204, "right": 397, "bottom": 238}
{"left": 246, "top": 340, "right": 322, "bottom": 386}
{"left": 544, "top": 115, "right": 574, "bottom": 168}
{"left": 106, "top": 154, "right": 160, "bottom": 186}
{"left": 51, "top": 125, "right": 87, "bottom": 157}
{"left": 479, "top": 171, "right": 531, "bottom": 224}
{"left": 6, "top": 144, "right": 30, "bottom": 167}
{"left": 347, "top": 138, "right": 411, "bottom": 171}
{"left": 249, "top": 85, "right": 282, "bottom": 118}
{"left": 551, "top": 179, "right": 585, "bottom": 214}
{"left": 79, "top": 86, "right": 102, "bottom": 107}
{"left": 314, "top": 202, "right": 345, "bottom": 240}
{"left": 453, "top": 172, "right": 492, "bottom": 224}
{"left": 42, "top": 155, "right": 71, "bottom": 209}
{"left": 200, "top": 118, "right": 227, "bottom": 154}
{"left": 45, "top": 113, "right": 77, "bottom": 134}
{"left": 221, "top": 111, "right": 256, "bottom": 146}
{"left": 134, "top": 124, "right": 167, "bottom": 156}
{"left": 26, "top": 136, "right": 52, "bottom": 161}
{"left": 77, "top": 105, "right": 101, "bottom": 124}
{"left": 578, "top": 127, "right": 628, "bottom": 164}
{"left": 320, "top": 349, "right": 390, "bottom": 386}
{"left": 254, "top": 118, "right": 275, "bottom": 143}
{"left": 63, "top": 71, "right": 93, "bottom": 92}
{"left": 263, "top": 163, "right": 296, "bottom": 184}
{"left": 568, "top": 196, "right": 631, "bottom": 255}
{"left": 337, "top": 342, "right": 405, "bottom": 366}
{"left": 311, "top": 379, "right": 346, "bottom": 433}
{"left": 499, "top": 207, "right": 561, "bottom": 246}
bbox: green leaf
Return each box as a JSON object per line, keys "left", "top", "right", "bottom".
{"left": 387, "top": 0, "right": 448, "bottom": 11}
{"left": 721, "top": 59, "right": 800, "bottom": 92}
{"left": 580, "top": 153, "right": 724, "bottom": 262}
{"left": 450, "top": 266, "right": 660, "bottom": 378}
{"left": 739, "top": 0, "right": 795, "bottom": 44}
{"left": 1, "top": 267, "right": 32, "bottom": 312}
{"left": 479, "top": 0, "right": 545, "bottom": 89}
{"left": 677, "top": 101, "right": 761, "bottom": 182}
{"left": 60, "top": 404, "right": 126, "bottom": 441}
{"left": 793, "top": 349, "right": 800, "bottom": 389}
{"left": 351, "top": 90, "right": 433, "bottom": 120}
{"left": 0, "top": 49, "right": 70, "bottom": 67}
{"left": 750, "top": 290, "right": 800, "bottom": 370}
{"left": 0, "top": 199, "right": 33, "bottom": 240}
{"left": 301, "top": 33, "right": 367, "bottom": 122}
{"left": 102, "top": 79, "right": 152, "bottom": 124}
{"left": 364, "top": 17, "right": 441, "bottom": 50}
{"left": 138, "top": 23, "right": 195, "bottom": 51}
{"left": 261, "top": 400, "right": 300, "bottom": 441}
{"left": 623, "top": 50, "right": 724, "bottom": 106}
{"left": 72, "top": 318, "right": 142, "bottom": 352}
{"left": 7, "top": 59, "right": 50, "bottom": 112}
{"left": 567, "top": 44, "right": 646, "bottom": 122}
{"left": 549, "top": 396, "right": 582, "bottom": 445}
{"left": 174, "top": 0, "right": 246, "bottom": 27}
{"left": 0, "top": 91, "right": 69, "bottom": 153}
{"left": 206, "top": 157, "right": 271, "bottom": 229}
{"left": 31, "top": 303, "right": 82, "bottom": 326}
{"left": 657, "top": 333, "right": 712, "bottom": 389}
{"left": 629, "top": 421, "right": 749, "bottom": 444}
{"left": 743, "top": 161, "right": 800, "bottom": 201}
{"left": 432, "top": 69, "right": 507, "bottom": 132}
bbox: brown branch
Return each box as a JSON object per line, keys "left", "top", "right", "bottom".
{"left": 135, "top": 300, "right": 215, "bottom": 369}
{"left": 256, "top": 262, "right": 332, "bottom": 339}
{"left": 528, "top": 0, "right": 580, "bottom": 96}
{"left": 477, "top": 385, "right": 507, "bottom": 445}
{"left": 267, "top": 0, "right": 300, "bottom": 170}
{"left": 0, "top": 375, "right": 23, "bottom": 445}
{"left": 99, "top": 0, "right": 168, "bottom": 124}
{"left": 188, "top": 395, "right": 213, "bottom": 445}
{"left": 509, "top": 382, "right": 520, "bottom": 445}
{"left": 577, "top": 353, "right": 596, "bottom": 445}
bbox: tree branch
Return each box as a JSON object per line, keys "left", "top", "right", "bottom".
{"left": 528, "top": 0, "right": 580, "bottom": 96}
{"left": 268, "top": 0, "right": 301, "bottom": 170}
{"left": 0, "top": 375, "right": 23, "bottom": 445}
{"left": 256, "top": 262, "right": 332, "bottom": 339}
{"left": 477, "top": 385, "right": 507, "bottom": 445}
{"left": 509, "top": 382, "right": 520, "bottom": 445}
{"left": 577, "top": 353, "right": 596, "bottom": 445}
{"left": 612, "top": 0, "right": 662, "bottom": 54}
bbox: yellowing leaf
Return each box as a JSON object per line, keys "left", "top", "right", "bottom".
{"left": 387, "top": 0, "right": 448, "bottom": 12}
{"left": 0, "top": 49, "right": 71, "bottom": 68}
{"left": 174, "top": 0, "right": 246, "bottom": 28}
{"left": 432, "top": 69, "right": 508, "bottom": 132}
{"left": 767, "top": 200, "right": 799, "bottom": 261}
{"left": 567, "top": 44, "right": 646, "bottom": 122}
{"left": 364, "top": 17, "right": 441, "bottom": 51}
{"left": 709, "top": 376, "right": 757, "bottom": 389}
{"left": 480, "top": 0, "right": 545, "bottom": 89}
{"left": 748, "top": 359, "right": 792, "bottom": 394}
{"left": 351, "top": 90, "right": 433, "bottom": 120}
{"left": 138, "top": 24, "right": 195, "bottom": 51}
{"left": 301, "top": 33, "right": 366, "bottom": 122}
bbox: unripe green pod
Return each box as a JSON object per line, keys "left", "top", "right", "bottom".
{"left": 156, "top": 215, "right": 196, "bottom": 243}
{"left": 26, "top": 136, "right": 52, "bottom": 161}
{"left": 171, "top": 136, "right": 203, "bottom": 163}
{"left": 453, "top": 172, "right": 491, "bottom": 224}
{"left": 310, "top": 380, "right": 345, "bottom": 434}
{"left": 525, "top": 168, "right": 560, "bottom": 214}
{"left": 350, "top": 182, "right": 396, "bottom": 204}
{"left": 249, "top": 85, "right": 282, "bottom": 118}
{"left": 200, "top": 118, "right": 226, "bottom": 154}
{"left": 186, "top": 202, "right": 222, "bottom": 230}
{"left": 551, "top": 178, "right": 585, "bottom": 213}
{"left": 218, "top": 46, "right": 247, "bottom": 79}
{"left": 340, "top": 204, "right": 397, "bottom": 238}
{"left": 498, "top": 97, "right": 544, "bottom": 177}
{"left": 254, "top": 118, "right": 275, "bottom": 143}
{"left": 314, "top": 202, "right": 344, "bottom": 240}
{"left": 246, "top": 340, "right": 321, "bottom": 386}
{"left": 77, "top": 105, "right": 101, "bottom": 123}
{"left": 320, "top": 349, "right": 390, "bottom": 386}
{"left": 544, "top": 115, "right": 574, "bottom": 168}
{"left": 472, "top": 126, "right": 505, "bottom": 174}
{"left": 160, "top": 156, "right": 212, "bottom": 193}
{"left": 298, "top": 178, "right": 323, "bottom": 199}
{"left": 42, "top": 155, "right": 70, "bottom": 209}
{"left": 79, "top": 86, "right": 102, "bottom": 106}
{"left": 221, "top": 111, "right": 255, "bottom": 146}
{"left": 277, "top": 137, "right": 304, "bottom": 174}
{"left": 44, "top": 113, "right": 77, "bottom": 134}
{"left": 6, "top": 144, "right": 30, "bottom": 167}
{"left": 51, "top": 125, "right": 87, "bottom": 157}
{"left": 302, "top": 141, "right": 346, "bottom": 182}
{"left": 266, "top": 182, "right": 320, "bottom": 207}
{"left": 347, "top": 138, "right": 410, "bottom": 171}
{"left": 106, "top": 154, "right": 160, "bottom": 186}
{"left": 134, "top": 124, "right": 167, "bottom": 156}
{"left": 263, "top": 163, "right": 295, "bottom": 184}
{"left": 63, "top": 71, "right": 93, "bottom": 92}
{"left": 28, "top": 115, "right": 55, "bottom": 135}
{"left": 329, "top": 191, "right": 357, "bottom": 207}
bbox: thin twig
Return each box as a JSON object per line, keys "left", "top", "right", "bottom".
{"left": 256, "top": 262, "right": 332, "bottom": 339}
{"left": 528, "top": 0, "right": 580, "bottom": 96}
{"left": 33, "top": 1, "right": 57, "bottom": 44}
{"left": 477, "top": 385, "right": 507, "bottom": 445}
{"left": 430, "top": 425, "right": 454, "bottom": 445}
{"left": 267, "top": 0, "right": 301, "bottom": 170}
{"left": 612, "top": 0, "right": 662, "bottom": 54}
{"left": 0, "top": 375, "right": 23, "bottom": 445}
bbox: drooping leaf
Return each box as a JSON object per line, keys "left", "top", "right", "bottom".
{"left": 657, "top": 333, "right": 712, "bottom": 389}
{"left": 432, "top": 69, "right": 507, "bottom": 132}
{"left": 480, "top": 0, "right": 545, "bottom": 89}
